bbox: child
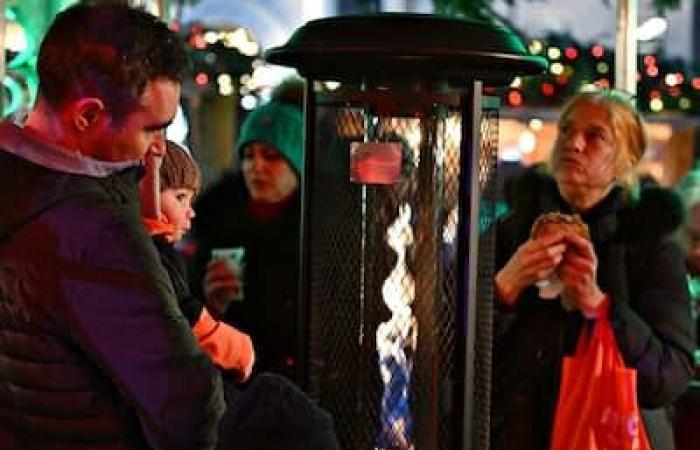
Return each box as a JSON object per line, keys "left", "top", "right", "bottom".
{"left": 140, "top": 140, "right": 254, "bottom": 382}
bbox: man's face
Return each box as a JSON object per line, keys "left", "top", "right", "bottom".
{"left": 89, "top": 77, "right": 180, "bottom": 162}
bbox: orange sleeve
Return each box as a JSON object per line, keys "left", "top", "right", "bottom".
{"left": 192, "top": 308, "right": 255, "bottom": 381}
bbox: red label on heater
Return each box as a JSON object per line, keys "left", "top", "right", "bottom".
{"left": 349, "top": 142, "right": 402, "bottom": 185}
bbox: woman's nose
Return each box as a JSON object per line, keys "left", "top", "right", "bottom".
{"left": 566, "top": 131, "right": 585, "bottom": 154}
{"left": 250, "top": 154, "right": 266, "bottom": 171}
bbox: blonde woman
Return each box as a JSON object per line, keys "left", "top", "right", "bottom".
{"left": 492, "top": 89, "right": 695, "bottom": 450}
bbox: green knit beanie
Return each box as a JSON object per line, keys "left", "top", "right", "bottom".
{"left": 236, "top": 101, "right": 304, "bottom": 176}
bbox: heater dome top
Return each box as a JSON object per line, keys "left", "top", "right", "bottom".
{"left": 265, "top": 13, "right": 547, "bottom": 86}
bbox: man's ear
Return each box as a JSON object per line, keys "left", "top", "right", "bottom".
{"left": 73, "top": 98, "right": 107, "bottom": 132}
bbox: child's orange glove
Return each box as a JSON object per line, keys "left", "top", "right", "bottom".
{"left": 193, "top": 308, "right": 255, "bottom": 382}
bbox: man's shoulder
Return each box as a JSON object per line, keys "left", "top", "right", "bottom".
{"left": 0, "top": 150, "right": 119, "bottom": 241}
{"left": 0, "top": 161, "right": 145, "bottom": 253}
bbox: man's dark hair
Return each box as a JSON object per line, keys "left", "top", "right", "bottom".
{"left": 37, "top": 3, "right": 188, "bottom": 123}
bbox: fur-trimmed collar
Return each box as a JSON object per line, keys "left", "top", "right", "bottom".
{"left": 507, "top": 168, "right": 684, "bottom": 243}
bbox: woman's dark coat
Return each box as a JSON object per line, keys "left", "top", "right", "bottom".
{"left": 492, "top": 169, "right": 696, "bottom": 450}
{"left": 189, "top": 172, "right": 301, "bottom": 381}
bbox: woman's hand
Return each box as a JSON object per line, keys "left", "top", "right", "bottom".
{"left": 203, "top": 259, "right": 242, "bottom": 319}
{"left": 559, "top": 233, "right": 605, "bottom": 314}
{"left": 495, "top": 232, "right": 567, "bottom": 306}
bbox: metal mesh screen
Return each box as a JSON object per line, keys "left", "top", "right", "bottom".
{"left": 471, "top": 99, "right": 500, "bottom": 450}
{"left": 304, "top": 86, "right": 498, "bottom": 450}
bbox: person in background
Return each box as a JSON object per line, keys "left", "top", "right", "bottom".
{"left": 676, "top": 172, "right": 700, "bottom": 332}
{"left": 492, "top": 89, "right": 695, "bottom": 450}
{"left": 0, "top": 3, "right": 224, "bottom": 449}
{"left": 140, "top": 140, "right": 255, "bottom": 381}
{"left": 672, "top": 171, "right": 700, "bottom": 450}
{"left": 139, "top": 141, "right": 339, "bottom": 450}
{"left": 189, "top": 93, "right": 304, "bottom": 381}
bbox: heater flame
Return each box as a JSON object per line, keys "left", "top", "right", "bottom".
{"left": 375, "top": 203, "right": 417, "bottom": 450}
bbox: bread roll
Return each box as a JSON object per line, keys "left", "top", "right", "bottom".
{"left": 530, "top": 212, "right": 590, "bottom": 241}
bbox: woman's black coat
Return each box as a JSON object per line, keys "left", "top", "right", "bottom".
{"left": 492, "top": 169, "right": 696, "bottom": 450}
{"left": 189, "top": 172, "right": 301, "bottom": 381}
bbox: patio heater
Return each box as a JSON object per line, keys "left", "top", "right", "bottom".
{"left": 267, "top": 13, "right": 545, "bottom": 450}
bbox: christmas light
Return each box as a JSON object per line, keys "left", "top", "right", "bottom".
{"left": 541, "top": 82, "right": 555, "bottom": 97}
{"left": 547, "top": 47, "right": 562, "bottom": 60}
{"left": 191, "top": 33, "right": 207, "bottom": 50}
{"left": 508, "top": 90, "right": 523, "bottom": 107}
{"left": 564, "top": 47, "right": 579, "bottom": 60}
{"left": 591, "top": 44, "right": 605, "bottom": 58}
{"left": 529, "top": 40, "right": 544, "bottom": 55}
{"left": 550, "top": 62, "right": 565, "bottom": 76}
{"left": 518, "top": 130, "right": 537, "bottom": 154}
{"left": 241, "top": 95, "right": 257, "bottom": 110}
{"left": 649, "top": 98, "right": 664, "bottom": 112}
{"left": 665, "top": 73, "right": 679, "bottom": 87}
{"left": 529, "top": 118, "right": 544, "bottom": 131}
{"left": 195, "top": 73, "right": 209, "bottom": 86}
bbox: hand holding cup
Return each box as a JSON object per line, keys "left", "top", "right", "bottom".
{"left": 204, "top": 248, "right": 245, "bottom": 318}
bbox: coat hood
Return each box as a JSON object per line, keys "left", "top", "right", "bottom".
{"left": 0, "top": 121, "right": 142, "bottom": 242}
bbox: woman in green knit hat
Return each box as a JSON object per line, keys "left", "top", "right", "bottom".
{"left": 189, "top": 88, "right": 305, "bottom": 382}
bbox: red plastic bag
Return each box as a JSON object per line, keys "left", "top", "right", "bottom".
{"left": 550, "top": 306, "right": 651, "bottom": 450}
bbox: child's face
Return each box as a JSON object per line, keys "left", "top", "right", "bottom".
{"left": 160, "top": 187, "right": 196, "bottom": 242}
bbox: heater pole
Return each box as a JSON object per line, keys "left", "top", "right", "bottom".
{"left": 615, "top": 0, "right": 637, "bottom": 96}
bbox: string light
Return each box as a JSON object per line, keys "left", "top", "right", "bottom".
{"left": 541, "top": 82, "right": 555, "bottom": 97}
{"left": 195, "top": 73, "right": 209, "bottom": 86}
{"left": 564, "top": 47, "right": 579, "bottom": 60}
{"left": 507, "top": 90, "right": 523, "bottom": 107}
{"left": 549, "top": 62, "right": 565, "bottom": 76}
{"left": 547, "top": 47, "right": 562, "bottom": 60}
{"left": 591, "top": 44, "right": 604, "bottom": 58}
{"left": 649, "top": 98, "right": 664, "bottom": 112}
{"left": 529, "top": 40, "right": 544, "bottom": 55}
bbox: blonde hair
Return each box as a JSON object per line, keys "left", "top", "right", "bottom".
{"left": 160, "top": 140, "right": 201, "bottom": 195}
{"left": 557, "top": 89, "right": 647, "bottom": 193}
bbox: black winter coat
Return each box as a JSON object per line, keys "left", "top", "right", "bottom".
{"left": 153, "top": 236, "right": 203, "bottom": 327}
{"left": 190, "top": 172, "right": 301, "bottom": 381}
{"left": 0, "top": 122, "right": 225, "bottom": 449}
{"left": 492, "top": 170, "right": 696, "bottom": 450}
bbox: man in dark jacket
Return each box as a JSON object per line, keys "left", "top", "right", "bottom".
{"left": 0, "top": 4, "right": 224, "bottom": 449}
